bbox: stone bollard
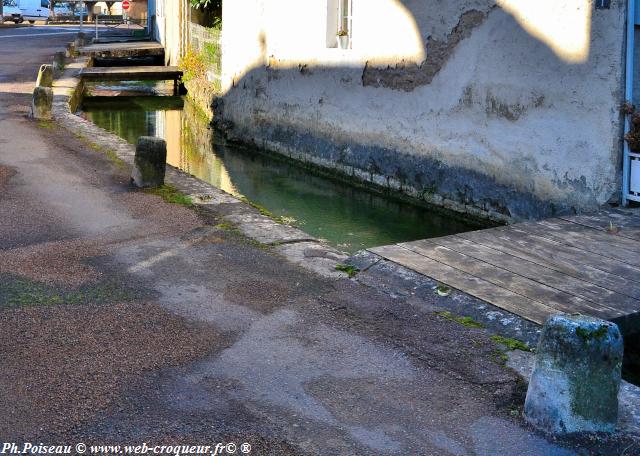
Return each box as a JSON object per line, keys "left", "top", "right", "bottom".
{"left": 524, "top": 314, "right": 623, "bottom": 434}
{"left": 30, "top": 86, "right": 53, "bottom": 120}
{"left": 131, "top": 137, "right": 167, "bottom": 188}
{"left": 66, "top": 42, "right": 76, "bottom": 59}
{"left": 53, "top": 51, "right": 65, "bottom": 73}
{"left": 35, "top": 64, "right": 53, "bottom": 88}
{"left": 74, "top": 32, "right": 86, "bottom": 48}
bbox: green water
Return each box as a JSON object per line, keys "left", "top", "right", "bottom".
{"left": 81, "top": 91, "right": 483, "bottom": 253}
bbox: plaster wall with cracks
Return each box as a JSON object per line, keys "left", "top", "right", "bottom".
{"left": 215, "top": 0, "right": 625, "bottom": 220}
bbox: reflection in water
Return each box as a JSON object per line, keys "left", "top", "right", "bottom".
{"left": 81, "top": 94, "right": 483, "bottom": 252}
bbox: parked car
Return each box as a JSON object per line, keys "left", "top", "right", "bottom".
{"left": 2, "top": 0, "right": 24, "bottom": 24}
{"left": 73, "top": 5, "right": 88, "bottom": 20}
{"left": 17, "top": 0, "right": 52, "bottom": 24}
{"left": 52, "top": 1, "right": 73, "bottom": 17}
{"left": 60, "top": 1, "right": 88, "bottom": 20}
{"left": 48, "top": 2, "right": 79, "bottom": 21}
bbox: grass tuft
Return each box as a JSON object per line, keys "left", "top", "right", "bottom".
{"left": 490, "top": 349, "right": 509, "bottom": 365}
{"left": 490, "top": 335, "right": 531, "bottom": 352}
{"left": 435, "top": 311, "right": 484, "bottom": 328}
{"left": 239, "top": 196, "right": 294, "bottom": 225}
{"left": 37, "top": 120, "right": 55, "bottom": 130}
{"left": 0, "top": 275, "right": 136, "bottom": 309}
{"left": 70, "top": 130, "right": 127, "bottom": 169}
{"left": 143, "top": 185, "right": 193, "bottom": 207}
{"left": 215, "top": 221, "right": 237, "bottom": 231}
{"left": 103, "top": 150, "right": 127, "bottom": 169}
{"left": 335, "top": 264, "right": 360, "bottom": 278}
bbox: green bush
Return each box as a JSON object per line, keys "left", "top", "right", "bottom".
{"left": 189, "top": 0, "right": 220, "bottom": 10}
{"left": 203, "top": 42, "right": 220, "bottom": 66}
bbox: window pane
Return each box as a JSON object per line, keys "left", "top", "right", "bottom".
{"left": 340, "top": 0, "right": 351, "bottom": 33}
{"left": 341, "top": 0, "right": 349, "bottom": 15}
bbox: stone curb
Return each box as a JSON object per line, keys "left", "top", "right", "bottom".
{"left": 50, "top": 40, "right": 349, "bottom": 278}
{"left": 348, "top": 250, "right": 640, "bottom": 436}
{"left": 346, "top": 250, "right": 542, "bottom": 347}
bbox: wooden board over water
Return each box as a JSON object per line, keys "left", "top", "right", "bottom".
{"left": 80, "top": 66, "right": 182, "bottom": 81}
{"left": 369, "top": 209, "right": 640, "bottom": 332}
{"left": 78, "top": 41, "right": 164, "bottom": 58}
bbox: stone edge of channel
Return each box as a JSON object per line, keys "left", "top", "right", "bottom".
{"left": 50, "top": 43, "right": 349, "bottom": 279}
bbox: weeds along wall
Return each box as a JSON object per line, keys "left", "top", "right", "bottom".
{"left": 189, "top": 22, "right": 222, "bottom": 91}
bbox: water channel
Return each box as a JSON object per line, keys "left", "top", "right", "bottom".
{"left": 81, "top": 81, "right": 485, "bottom": 253}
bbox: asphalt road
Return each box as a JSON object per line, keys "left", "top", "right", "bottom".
{"left": 0, "top": 24, "right": 79, "bottom": 108}
{"left": 0, "top": 24, "right": 83, "bottom": 39}
{"left": 0, "top": 24, "right": 635, "bottom": 456}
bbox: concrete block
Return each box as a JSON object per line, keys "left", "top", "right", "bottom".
{"left": 66, "top": 42, "right": 76, "bottom": 59}
{"left": 30, "top": 86, "right": 53, "bottom": 120}
{"left": 131, "top": 137, "right": 167, "bottom": 188}
{"left": 74, "top": 32, "right": 87, "bottom": 48}
{"left": 524, "top": 314, "right": 623, "bottom": 434}
{"left": 53, "top": 52, "right": 66, "bottom": 73}
{"left": 35, "top": 64, "right": 53, "bottom": 88}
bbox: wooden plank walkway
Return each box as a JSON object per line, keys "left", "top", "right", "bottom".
{"left": 369, "top": 209, "right": 640, "bottom": 332}
{"left": 78, "top": 41, "right": 165, "bottom": 58}
{"left": 80, "top": 66, "right": 182, "bottom": 82}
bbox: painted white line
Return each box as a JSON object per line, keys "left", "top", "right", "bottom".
{"left": 0, "top": 31, "right": 78, "bottom": 38}
{"left": 128, "top": 247, "right": 180, "bottom": 273}
{"left": 127, "top": 239, "right": 199, "bottom": 273}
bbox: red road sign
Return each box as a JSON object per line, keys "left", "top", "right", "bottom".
{"left": 122, "top": 0, "right": 130, "bottom": 10}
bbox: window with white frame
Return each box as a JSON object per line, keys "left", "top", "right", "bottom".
{"left": 326, "top": 0, "right": 352, "bottom": 49}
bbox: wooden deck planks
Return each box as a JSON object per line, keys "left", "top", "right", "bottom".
{"left": 516, "top": 219, "right": 640, "bottom": 267}
{"left": 458, "top": 228, "right": 640, "bottom": 300}
{"left": 368, "top": 244, "right": 556, "bottom": 324}
{"left": 559, "top": 211, "right": 640, "bottom": 241}
{"left": 79, "top": 41, "right": 165, "bottom": 58}
{"left": 80, "top": 66, "right": 182, "bottom": 81}
{"left": 368, "top": 210, "right": 640, "bottom": 328}
{"left": 406, "top": 237, "right": 640, "bottom": 315}
{"left": 462, "top": 226, "right": 640, "bottom": 285}
{"left": 400, "top": 241, "right": 624, "bottom": 320}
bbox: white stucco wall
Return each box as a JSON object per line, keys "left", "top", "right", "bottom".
{"left": 154, "top": 0, "right": 188, "bottom": 66}
{"left": 220, "top": 0, "right": 426, "bottom": 90}
{"left": 217, "top": 0, "right": 626, "bottom": 220}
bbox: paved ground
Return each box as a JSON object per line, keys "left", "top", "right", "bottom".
{"left": 0, "top": 25, "right": 637, "bottom": 455}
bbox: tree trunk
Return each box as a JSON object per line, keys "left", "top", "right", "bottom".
{"left": 0, "top": 2, "right": 4, "bottom": 24}
{"left": 86, "top": 1, "right": 97, "bottom": 22}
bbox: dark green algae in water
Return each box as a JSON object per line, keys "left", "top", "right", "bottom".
{"left": 81, "top": 87, "right": 485, "bottom": 253}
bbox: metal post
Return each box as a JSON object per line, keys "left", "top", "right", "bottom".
{"left": 79, "top": 0, "right": 83, "bottom": 31}
{"left": 95, "top": 9, "right": 98, "bottom": 41}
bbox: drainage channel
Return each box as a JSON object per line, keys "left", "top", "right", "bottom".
{"left": 80, "top": 80, "right": 487, "bottom": 253}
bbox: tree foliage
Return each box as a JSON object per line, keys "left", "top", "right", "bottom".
{"left": 189, "top": 0, "right": 222, "bottom": 11}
